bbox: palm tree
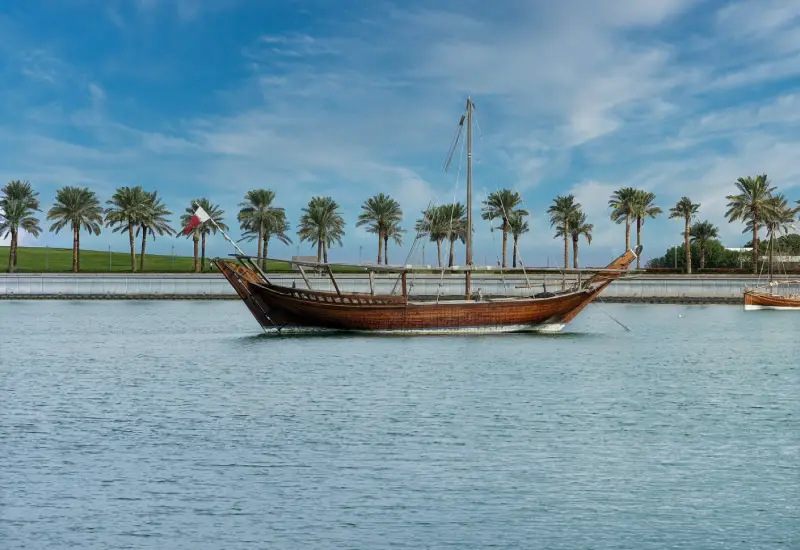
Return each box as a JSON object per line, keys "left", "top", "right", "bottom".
{"left": 104, "top": 186, "right": 150, "bottom": 272}
{"left": 569, "top": 211, "right": 593, "bottom": 269}
{"left": 548, "top": 194, "right": 581, "bottom": 268}
{"left": 136, "top": 191, "right": 174, "bottom": 272}
{"left": 297, "top": 196, "right": 345, "bottom": 263}
{"left": 631, "top": 190, "right": 662, "bottom": 269}
{"left": 481, "top": 189, "right": 528, "bottom": 268}
{"left": 1, "top": 199, "right": 42, "bottom": 272}
{"left": 240, "top": 208, "right": 292, "bottom": 266}
{"left": 689, "top": 220, "right": 719, "bottom": 270}
{"left": 724, "top": 174, "right": 779, "bottom": 273}
{"left": 237, "top": 189, "right": 288, "bottom": 269}
{"left": 608, "top": 187, "right": 638, "bottom": 251}
{"left": 507, "top": 211, "right": 529, "bottom": 268}
{"left": 0, "top": 180, "right": 41, "bottom": 273}
{"left": 749, "top": 195, "right": 797, "bottom": 276}
{"left": 415, "top": 205, "right": 449, "bottom": 268}
{"left": 669, "top": 197, "right": 700, "bottom": 274}
{"left": 180, "top": 198, "right": 227, "bottom": 272}
{"left": 382, "top": 221, "right": 405, "bottom": 265}
{"left": 46, "top": 186, "right": 103, "bottom": 273}
{"left": 356, "top": 193, "right": 403, "bottom": 265}
{"left": 438, "top": 203, "right": 467, "bottom": 267}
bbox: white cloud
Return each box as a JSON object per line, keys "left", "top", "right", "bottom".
{"left": 133, "top": 0, "right": 240, "bottom": 22}
{"left": 18, "top": 49, "right": 66, "bottom": 84}
{"left": 714, "top": 0, "right": 800, "bottom": 40}
{"left": 88, "top": 83, "right": 106, "bottom": 103}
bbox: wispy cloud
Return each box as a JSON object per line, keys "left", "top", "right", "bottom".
{"left": 133, "top": 0, "right": 240, "bottom": 21}
{"left": 18, "top": 49, "right": 67, "bottom": 84}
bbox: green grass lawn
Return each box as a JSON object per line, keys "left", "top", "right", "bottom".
{"left": 0, "top": 246, "right": 301, "bottom": 273}
{"left": 6, "top": 245, "right": 739, "bottom": 275}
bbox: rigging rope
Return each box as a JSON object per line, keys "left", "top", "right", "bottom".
{"left": 392, "top": 198, "right": 438, "bottom": 296}
{"left": 471, "top": 105, "right": 537, "bottom": 297}
{"left": 435, "top": 107, "right": 468, "bottom": 302}
{"left": 593, "top": 298, "right": 631, "bottom": 331}
{"left": 481, "top": 187, "right": 507, "bottom": 292}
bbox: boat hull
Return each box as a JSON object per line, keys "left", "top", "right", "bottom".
{"left": 213, "top": 247, "right": 639, "bottom": 334}
{"left": 743, "top": 289, "right": 800, "bottom": 310}
{"left": 246, "top": 283, "right": 594, "bottom": 333}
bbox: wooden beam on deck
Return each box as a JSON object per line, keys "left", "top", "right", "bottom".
{"left": 297, "top": 265, "right": 313, "bottom": 290}
{"left": 326, "top": 265, "right": 342, "bottom": 296}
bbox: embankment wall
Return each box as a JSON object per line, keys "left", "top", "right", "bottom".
{"left": 0, "top": 272, "right": 779, "bottom": 303}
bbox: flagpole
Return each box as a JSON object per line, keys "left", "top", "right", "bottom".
{"left": 179, "top": 205, "right": 248, "bottom": 258}
{"left": 208, "top": 218, "right": 247, "bottom": 257}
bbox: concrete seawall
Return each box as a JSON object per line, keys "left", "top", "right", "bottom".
{"left": 0, "top": 272, "right": 779, "bottom": 303}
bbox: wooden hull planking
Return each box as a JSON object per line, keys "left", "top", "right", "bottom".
{"left": 743, "top": 289, "right": 800, "bottom": 311}
{"left": 248, "top": 283, "right": 593, "bottom": 333}
{"left": 214, "top": 248, "right": 638, "bottom": 334}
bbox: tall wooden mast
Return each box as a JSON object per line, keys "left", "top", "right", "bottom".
{"left": 465, "top": 97, "right": 473, "bottom": 300}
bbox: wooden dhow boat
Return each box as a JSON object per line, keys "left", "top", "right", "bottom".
{"left": 214, "top": 249, "right": 639, "bottom": 334}
{"left": 211, "top": 97, "right": 641, "bottom": 334}
{"left": 743, "top": 281, "right": 800, "bottom": 310}
{"left": 742, "top": 226, "right": 800, "bottom": 311}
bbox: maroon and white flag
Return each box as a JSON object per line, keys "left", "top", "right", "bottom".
{"left": 179, "top": 206, "right": 211, "bottom": 235}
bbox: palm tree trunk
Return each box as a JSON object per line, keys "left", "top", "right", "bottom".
{"left": 192, "top": 232, "right": 199, "bottom": 273}
{"left": 257, "top": 228, "right": 264, "bottom": 270}
{"left": 512, "top": 236, "right": 518, "bottom": 268}
{"left": 684, "top": 218, "right": 691, "bottom": 274}
{"left": 501, "top": 219, "right": 508, "bottom": 268}
{"left": 377, "top": 232, "right": 383, "bottom": 265}
{"left": 752, "top": 219, "right": 759, "bottom": 274}
{"left": 383, "top": 235, "right": 388, "bottom": 265}
{"left": 563, "top": 225, "right": 569, "bottom": 269}
{"left": 128, "top": 223, "right": 137, "bottom": 273}
{"left": 316, "top": 239, "right": 322, "bottom": 263}
{"left": 72, "top": 224, "right": 79, "bottom": 273}
{"left": 323, "top": 241, "right": 328, "bottom": 263}
{"left": 8, "top": 227, "right": 16, "bottom": 273}
{"left": 768, "top": 232, "right": 774, "bottom": 280}
{"left": 436, "top": 240, "right": 442, "bottom": 268}
{"left": 636, "top": 216, "right": 643, "bottom": 269}
{"left": 201, "top": 233, "right": 207, "bottom": 272}
{"left": 625, "top": 215, "right": 631, "bottom": 251}
{"left": 140, "top": 229, "right": 147, "bottom": 272}
{"left": 262, "top": 236, "right": 269, "bottom": 271}
{"left": 700, "top": 244, "right": 706, "bottom": 270}
{"left": 572, "top": 234, "right": 579, "bottom": 268}
{"left": 448, "top": 238, "right": 455, "bottom": 267}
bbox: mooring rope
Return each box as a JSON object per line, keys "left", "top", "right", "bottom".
{"left": 593, "top": 298, "right": 631, "bottom": 331}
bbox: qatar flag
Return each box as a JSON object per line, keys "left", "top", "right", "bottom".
{"left": 179, "top": 206, "right": 211, "bottom": 235}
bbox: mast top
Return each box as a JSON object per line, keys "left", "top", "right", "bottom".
{"left": 465, "top": 95, "right": 473, "bottom": 298}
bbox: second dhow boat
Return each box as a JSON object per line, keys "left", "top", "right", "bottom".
{"left": 744, "top": 281, "right": 800, "bottom": 310}
{"left": 212, "top": 97, "right": 640, "bottom": 334}
{"left": 743, "top": 224, "right": 800, "bottom": 311}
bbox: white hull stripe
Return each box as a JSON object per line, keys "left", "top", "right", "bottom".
{"left": 744, "top": 304, "right": 800, "bottom": 311}
{"left": 261, "top": 322, "right": 568, "bottom": 335}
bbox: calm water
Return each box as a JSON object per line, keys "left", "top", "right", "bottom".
{"left": 1, "top": 301, "right": 797, "bottom": 549}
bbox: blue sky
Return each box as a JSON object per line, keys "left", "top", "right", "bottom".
{"left": 2, "top": 0, "right": 800, "bottom": 267}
